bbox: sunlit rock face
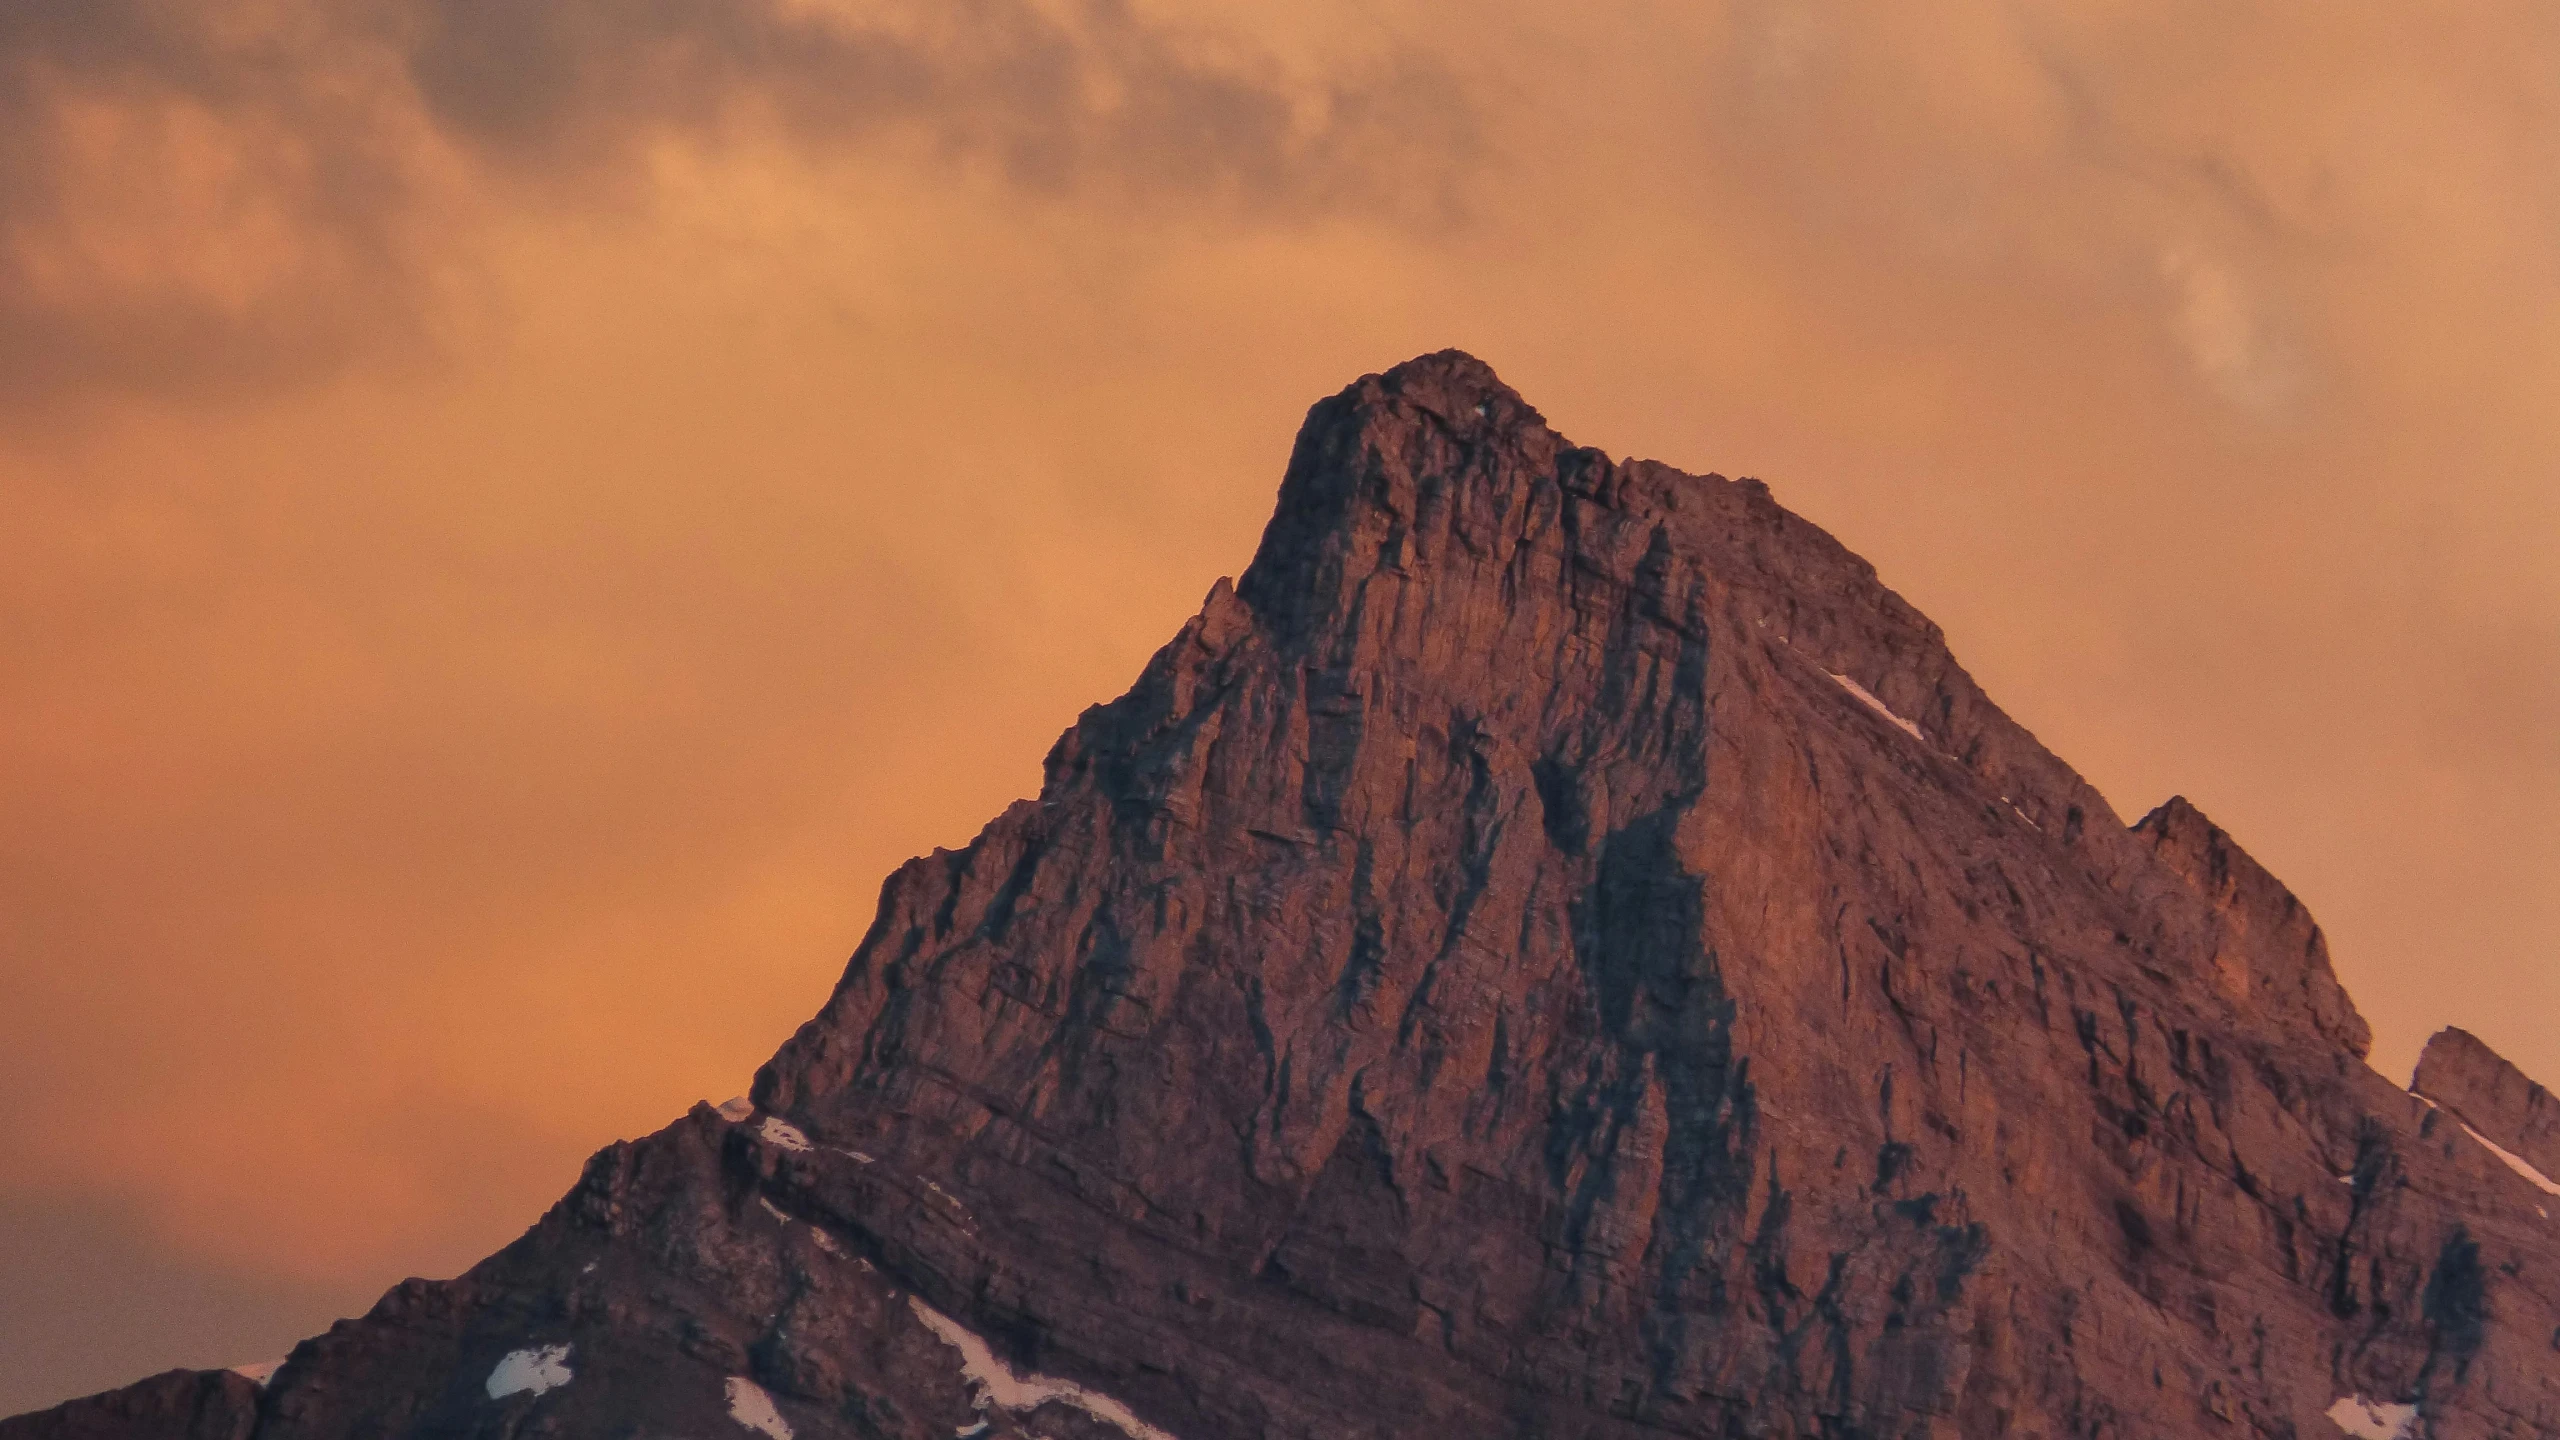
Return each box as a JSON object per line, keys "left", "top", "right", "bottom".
{"left": 8, "top": 352, "right": 2558, "bottom": 1440}
{"left": 2416, "top": 1027, "right": 2560, "bottom": 1187}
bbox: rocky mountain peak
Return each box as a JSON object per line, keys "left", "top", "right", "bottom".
{"left": 9, "top": 354, "right": 2555, "bottom": 1440}
{"left": 2131, "top": 794, "right": 2372, "bottom": 1057}
{"left": 2415, "top": 1026, "right": 2560, "bottom": 1184}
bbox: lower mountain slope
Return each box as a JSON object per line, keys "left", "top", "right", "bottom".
{"left": 10, "top": 352, "right": 2556, "bottom": 1440}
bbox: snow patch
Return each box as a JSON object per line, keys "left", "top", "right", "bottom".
{"left": 229, "top": 1361, "right": 282, "bottom": 1387}
{"left": 909, "top": 1296, "right": 1178, "bottom": 1440}
{"left": 919, "top": 1183, "right": 977, "bottom": 1232}
{"left": 758, "top": 1195, "right": 792, "bottom": 1224}
{"left": 2326, "top": 1396, "right": 2418, "bottom": 1440}
{"left": 1827, "top": 672, "right": 1927, "bottom": 744}
{"left": 758, "top": 1116, "right": 812, "bottom": 1152}
{"left": 2459, "top": 1122, "right": 2560, "bottom": 1197}
{"left": 716, "top": 1096, "right": 755, "bottom": 1122}
{"left": 812, "top": 1228, "right": 847, "bottom": 1258}
{"left": 2411, "top": 1089, "right": 2560, "bottom": 1198}
{"left": 485, "top": 1345, "right": 574, "bottom": 1400}
{"left": 832, "top": 1147, "right": 876, "bottom": 1165}
{"left": 725, "top": 1378, "right": 794, "bottom": 1440}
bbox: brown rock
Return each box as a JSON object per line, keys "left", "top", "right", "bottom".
{"left": 2131, "top": 794, "right": 2373, "bottom": 1058}
{"left": 2415, "top": 1027, "right": 2560, "bottom": 1185}
{"left": 0, "top": 1371, "right": 260, "bottom": 1440}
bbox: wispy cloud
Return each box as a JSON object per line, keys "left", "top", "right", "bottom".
{"left": 0, "top": 0, "right": 1480, "bottom": 408}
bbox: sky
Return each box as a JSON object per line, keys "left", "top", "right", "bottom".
{"left": 4, "top": 0, "right": 2557, "bottom": 1416}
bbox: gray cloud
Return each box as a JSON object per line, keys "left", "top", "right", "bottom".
{"left": 0, "top": 0, "right": 1481, "bottom": 410}
{"left": 394, "top": 0, "right": 1478, "bottom": 209}
{"left": 0, "top": 4, "right": 412, "bottom": 404}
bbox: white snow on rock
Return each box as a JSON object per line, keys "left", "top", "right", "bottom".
{"left": 909, "top": 1296, "right": 1177, "bottom": 1440}
{"left": 921, "top": 1179, "right": 975, "bottom": 1226}
{"left": 758, "top": 1116, "right": 812, "bottom": 1152}
{"left": 2326, "top": 1396, "right": 2418, "bottom": 1440}
{"left": 485, "top": 1345, "right": 574, "bottom": 1400}
{"left": 229, "top": 1361, "right": 283, "bottom": 1386}
{"left": 2411, "top": 1090, "right": 2560, "bottom": 1199}
{"left": 716, "top": 1096, "right": 756, "bottom": 1122}
{"left": 758, "top": 1195, "right": 792, "bottom": 1224}
{"left": 1827, "top": 672, "right": 1927, "bottom": 744}
{"left": 2459, "top": 1122, "right": 2560, "bottom": 1197}
{"left": 726, "top": 1378, "right": 794, "bottom": 1440}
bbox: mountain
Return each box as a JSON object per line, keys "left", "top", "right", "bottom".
{"left": 9, "top": 351, "right": 2556, "bottom": 1440}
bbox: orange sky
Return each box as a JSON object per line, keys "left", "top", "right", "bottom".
{"left": 4, "top": 0, "right": 2556, "bottom": 1415}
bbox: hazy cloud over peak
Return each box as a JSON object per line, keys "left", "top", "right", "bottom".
{"left": 0, "top": 0, "right": 1479, "bottom": 408}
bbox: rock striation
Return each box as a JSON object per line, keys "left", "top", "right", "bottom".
{"left": 8, "top": 351, "right": 2557, "bottom": 1440}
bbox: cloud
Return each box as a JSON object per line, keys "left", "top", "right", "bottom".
{"left": 0, "top": 4, "right": 424, "bottom": 404}
{"left": 393, "top": 0, "right": 1475, "bottom": 208}
{"left": 2158, "top": 244, "right": 2299, "bottom": 412}
{"left": 0, "top": 0, "right": 1481, "bottom": 410}
{"left": 1684, "top": 1, "right": 2371, "bottom": 424}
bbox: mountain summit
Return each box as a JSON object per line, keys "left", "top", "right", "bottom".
{"left": 11, "top": 352, "right": 2556, "bottom": 1440}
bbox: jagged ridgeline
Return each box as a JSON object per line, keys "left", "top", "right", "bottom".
{"left": 12, "top": 353, "right": 2557, "bottom": 1440}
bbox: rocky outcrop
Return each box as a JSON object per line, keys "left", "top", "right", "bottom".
{"left": 2130, "top": 795, "right": 2373, "bottom": 1059}
{"left": 2416, "top": 1028, "right": 2560, "bottom": 1188}
{"left": 0, "top": 1370, "right": 260, "bottom": 1440}
{"left": 11, "top": 351, "right": 2558, "bottom": 1440}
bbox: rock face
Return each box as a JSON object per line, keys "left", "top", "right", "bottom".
{"left": 8, "top": 351, "right": 2558, "bottom": 1440}
{"left": 2415, "top": 1029, "right": 2560, "bottom": 1190}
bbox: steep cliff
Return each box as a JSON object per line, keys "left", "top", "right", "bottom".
{"left": 10, "top": 352, "right": 2555, "bottom": 1440}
